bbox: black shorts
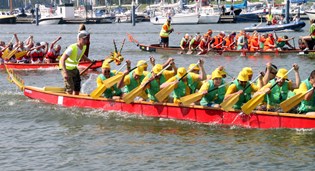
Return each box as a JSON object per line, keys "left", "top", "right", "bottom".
{"left": 160, "top": 37, "right": 169, "bottom": 44}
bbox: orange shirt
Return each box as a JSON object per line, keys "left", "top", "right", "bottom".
{"left": 263, "top": 37, "right": 275, "bottom": 51}
{"left": 250, "top": 36, "right": 259, "bottom": 51}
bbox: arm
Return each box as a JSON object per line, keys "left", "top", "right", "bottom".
{"left": 50, "top": 36, "right": 62, "bottom": 49}
{"left": 292, "top": 64, "right": 300, "bottom": 89}
{"left": 263, "top": 62, "right": 272, "bottom": 85}
{"left": 198, "top": 59, "right": 206, "bottom": 80}
{"left": 81, "top": 54, "right": 92, "bottom": 62}
{"left": 60, "top": 53, "right": 69, "bottom": 80}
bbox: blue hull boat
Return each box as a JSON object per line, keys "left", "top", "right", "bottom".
{"left": 244, "top": 21, "right": 306, "bottom": 32}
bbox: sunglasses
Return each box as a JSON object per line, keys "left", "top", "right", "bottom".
{"left": 104, "top": 70, "right": 110, "bottom": 73}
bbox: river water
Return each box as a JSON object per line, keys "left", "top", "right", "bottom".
{"left": 1, "top": 22, "right": 315, "bottom": 170}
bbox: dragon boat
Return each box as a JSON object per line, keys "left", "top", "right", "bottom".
{"left": 6, "top": 67, "right": 315, "bottom": 129}
{"left": 0, "top": 60, "right": 104, "bottom": 70}
{"left": 138, "top": 43, "right": 313, "bottom": 56}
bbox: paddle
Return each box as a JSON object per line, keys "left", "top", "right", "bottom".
{"left": 280, "top": 87, "right": 314, "bottom": 112}
{"left": 221, "top": 73, "right": 262, "bottom": 112}
{"left": 127, "top": 33, "right": 139, "bottom": 46}
{"left": 155, "top": 61, "right": 200, "bottom": 102}
{"left": 241, "top": 67, "right": 294, "bottom": 115}
{"left": 79, "top": 60, "right": 97, "bottom": 75}
{"left": 122, "top": 64, "right": 171, "bottom": 104}
{"left": 180, "top": 81, "right": 231, "bottom": 106}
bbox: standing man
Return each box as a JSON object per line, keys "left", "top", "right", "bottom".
{"left": 160, "top": 18, "right": 174, "bottom": 48}
{"left": 59, "top": 30, "right": 92, "bottom": 95}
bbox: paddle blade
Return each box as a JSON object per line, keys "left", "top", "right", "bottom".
{"left": 43, "top": 86, "right": 65, "bottom": 93}
{"left": 90, "top": 74, "right": 124, "bottom": 98}
{"left": 180, "top": 92, "right": 203, "bottom": 106}
{"left": 241, "top": 93, "right": 265, "bottom": 115}
{"left": 280, "top": 93, "right": 305, "bottom": 112}
{"left": 122, "top": 86, "right": 143, "bottom": 104}
{"left": 155, "top": 83, "right": 176, "bottom": 102}
{"left": 90, "top": 84, "right": 107, "bottom": 98}
{"left": 220, "top": 93, "right": 240, "bottom": 111}
{"left": 3, "top": 49, "right": 17, "bottom": 60}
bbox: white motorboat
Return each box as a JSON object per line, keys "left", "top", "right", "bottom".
{"left": 150, "top": 12, "right": 199, "bottom": 25}
{"left": 37, "top": 16, "right": 62, "bottom": 25}
{"left": 198, "top": 6, "right": 221, "bottom": 24}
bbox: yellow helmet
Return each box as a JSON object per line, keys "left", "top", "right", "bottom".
{"left": 101, "top": 62, "right": 110, "bottom": 69}
{"left": 242, "top": 67, "right": 253, "bottom": 76}
{"left": 134, "top": 66, "right": 144, "bottom": 75}
{"left": 137, "top": 60, "right": 148, "bottom": 68}
{"left": 237, "top": 70, "right": 249, "bottom": 82}
{"left": 152, "top": 64, "right": 163, "bottom": 74}
{"left": 177, "top": 67, "right": 187, "bottom": 78}
{"left": 188, "top": 63, "right": 199, "bottom": 71}
{"left": 211, "top": 70, "right": 222, "bottom": 80}
{"left": 276, "top": 68, "right": 288, "bottom": 79}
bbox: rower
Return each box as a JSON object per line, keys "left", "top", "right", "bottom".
{"left": 198, "top": 34, "right": 209, "bottom": 55}
{"left": 199, "top": 70, "right": 227, "bottom": 107}
{"left": 28, "top": 42, "right": 47, "bottom": 63}
{"left": 263, "top": 33, "right": 276, "bottom": 51}
{"left": 257, "top": 64, "right": 300, "bottom": 111}
{"left": 224, "top": 70, "right": 261, "bottom": 110}
{"left": 222, "top": 32, "right": 236, "bottom": 50}
{"left": 236, "top": 30, "right": 248, "bottom": 50}
{"left": 301, "top": 19, "right": 315, "bottom": 52}
{"left": 13, "top": 33, "right": 33, "bottom": 63}
{"left": 259, "top": 33, "right": 267, "bottom": 50}
{"left": 96, "top": 62, "right": 122, "bottom": 99}
{"left": 249, "top": 33, "right": 260, "bottom": 51}
{"left": 160, "top": 59, "right": 205, "bottom": 104}
{"left": 297, "top": 70, "right": 315, "bottom": 114}
{"left": 46, "top": 36, "right": 62, "bottom": 63}
{"left": 188, "top": 33, "right": 201, "bottom": 52}
{"left": 274, "top": 33, "right": 295, "bottom": 50}
{"left": 211, "top": 31, "right": 225, "bottom": 50}
{"left": 141, "top": 61, "right": 176, "bottom": 102}
{"left": 118, "top": 61, "right": 146, "bottom": 97}
{"left": 180, "top": 33, "right": 190, "bottom": 51}
{"left": 2, "top": 42, "right": 15, "bottom": 63}
{"left": 160, "top": 18, "right": 174, "bottom": 48}
{"left": 263, "top": 62, "right": 278, "bottom": 86}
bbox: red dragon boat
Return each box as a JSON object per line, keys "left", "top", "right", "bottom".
{"left": 6, "top": 68, "right": 315, "bottom": 129}
{"left": 0, "top": 60, "right": 104, "bottom": 70}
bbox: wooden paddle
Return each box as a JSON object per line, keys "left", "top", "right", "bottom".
{"left": 180, "top": 81, "right": 231, "bottom": 106}
{"left": 280, "top": 88, "right": 314, "bottom": 112}
{"left": 221, "top": 73, "right": 262, "bottom": 112}
{"left": 79, "top": 60, "right": 97, "bottom": 75}
{"left": 155, "top": 61, "right": 200, "bottom": 102}
{"left": 123, "top": 64, "right": 171, "bottom": 104}
{"left": 241, "top": 67, "right": 294, "bottom": 115}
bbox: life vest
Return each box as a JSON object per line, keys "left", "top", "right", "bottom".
{"left": 59, "top": 43, "right": 86, "bottom": 70}
{"left": 146, "top": 73, "right": 166, "bottom": 101}
{"left": 98, "top": 72, "right": 122, "bottom": 98}
{"left": 298, "top": 79, "right": 315, "bottom": 113}
{"left": 30, "top": 49, "right": 45, "bottom": 62}
{"left": 259, "top": 36, "right": 266, "bottom": 49}
{"left": 180, "top": 37, "right": 189, "bottom": 48}
{"left": 263, "top": 37, "right": 275, "bottom": 51}
{"left": 266, "top": 14, "right": 273, "bottom": 22}
{"left": 190, "top": 38, "right": 200, "bottom": 49}
{"left": 250, "top": 37, "right": 259, "bottom": 51}
{"left": 173, "top": 76, "right": 187, "bottom": 99}
{"left": 223, "top": 37, "right": 234, "bottom": 50}
{"left": 46, "top": 49, "right": 60, "bottom": 59}
{"left": 212, "top": 35, "right": 223, "bottom": 49}
{"left": 310, "top": 24, "right": 315, "bottom": 39}
{"left": 200, "top": 80, "right": 226, "bottom": 106}
{"left": 276, "top": 38, "right": 286, "bottom": 48}
{"left": 199, "top": 39, "right": 208, "bottom": 50}
{"left": 159, "top": 23, "right": 172, "bottom": 38}
{"left": 232, "top": 80, "right": 252, "bottom": 109}
{"left": 266, "top": 79, "right": 289, "bottom": 106}
{"left": 125, "top": 72, "right": 145, "bottom": 93}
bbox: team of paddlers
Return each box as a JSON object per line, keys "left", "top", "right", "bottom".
{"left": 96, "top": 57, "right": 315, "bottom": 115}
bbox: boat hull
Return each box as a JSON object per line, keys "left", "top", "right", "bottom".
{"left": 244, "top": 21, "right": 306, "bottom": 32}
{"left": 138, "top": 44, "right": 310, "bottom": 56}
{"left": 150, "top": 13, "right": 199, "bottom": 25}
{"left": 22, "top": 86, "right": 315, "bottom": 129}
{"left": 1, "top": 60, "right": 103, "bottom": 70}
{"left": 38, "top": 16, "right": 62, "bottom": 25}
{"left": 0, "top": 15, "right": 17, "bottom": 24}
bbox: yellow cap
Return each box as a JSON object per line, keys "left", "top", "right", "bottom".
{"left": 101, "top": 62, "right": 110, "bottom": 69}
{"left": 237, "top": 70, "right": 249, "bottom": 82}
{"left": 152, "top": 64, "right": 163, "bottom": 74}
{"left": 134, "top": 66, "right": 144, "bottom": 75}
{"left": 137, "top": 60, "right": 148, "bottom": 68}
{"left": 211, "top": 70, "right": 222, "bottom": 80}
{"left": 188, "top": 63, "right": 199, "bottom": 71}
{"left": 215, "top": 68, "right": 227, "bottom": 76}
{"left": 276, "top": 68, "right": 288, "bottom": 79}
{"left": 177, "top": 67, "right": 187, "bottom": 78}
{"left": 242, "top": 67, "right": 253, "bottom": 76}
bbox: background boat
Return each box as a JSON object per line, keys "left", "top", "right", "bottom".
{"left": 0, "top": 14, "right": 16, "bottom": 24}
{"left": 244, "top": 20, "right": 306, "bottom": 32}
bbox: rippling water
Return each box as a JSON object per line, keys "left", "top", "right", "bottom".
{"left": 1, "top": 22, "right": 315, "bottom": 170}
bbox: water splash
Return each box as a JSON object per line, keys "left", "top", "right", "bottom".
{"left": 81, "top": 73, "right": 98, "bottom": 94}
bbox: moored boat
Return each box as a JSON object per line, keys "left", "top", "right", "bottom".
{"left": 0, "top": 60, "right": 103, "bottom": 70}
{"left": 244, "top": 21, "right": 306, "bottom": 32}
{"left": 0, "top": 15, "right": 17, "bottom": 24}
{"left": 6, "top": 69, "right": 315, "bottom": 129}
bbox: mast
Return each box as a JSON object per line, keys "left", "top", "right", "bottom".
{"left": 10, "top": 0, "right": 13, "bottom": 14}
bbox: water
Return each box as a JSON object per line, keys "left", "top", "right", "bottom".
{"left": 1, "top": 22, "right": 315, "bottom": 170}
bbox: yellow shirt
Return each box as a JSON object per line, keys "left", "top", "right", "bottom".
{"left": 225, "top": 83, "right": 259, "bottom": 95}
{"left": 141, "top": 70, "right": 175, "bottom": 85}
{"left": 166, "top": 72, "right": 201, "bottom": 96}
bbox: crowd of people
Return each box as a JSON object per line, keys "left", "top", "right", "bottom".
{"left": 95, "top": 56, "right": 315, "bottom": 115}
